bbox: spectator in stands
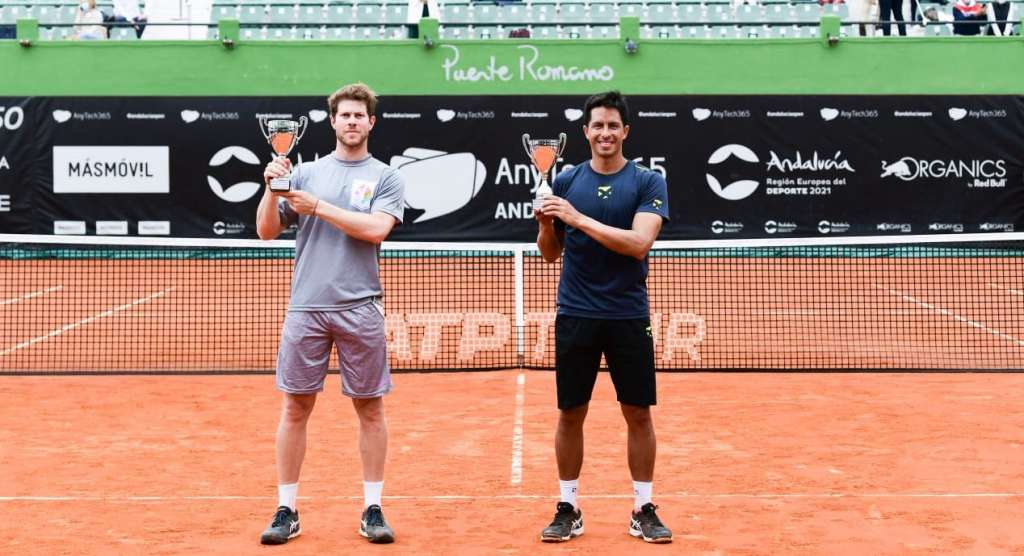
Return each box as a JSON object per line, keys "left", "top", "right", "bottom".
{"left": 847, "top": 0, "right": 877, "bottom": 36}
{"left": 920, "top": 5, "right": 954, "bottom": 33}
{"left": 952, "top": 0, "right": 986, "bottom": 34}
{"left": 986, "top": 0, "right": 1016, "bottom": 35}
{"left": 906, "top": 0, "right": 920, "bottom": 32}
{"left": 878, "top": 0, "right": 908, "bottom": 35}
{"left": 104, "top": 0, "right": 148, "bottom": 39}
{"left": 72, "top": 0, "right": 107, "bottom": 40}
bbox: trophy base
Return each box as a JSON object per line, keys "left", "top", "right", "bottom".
{"left": 269, "top": 177, "right": 291, "bottom": 192}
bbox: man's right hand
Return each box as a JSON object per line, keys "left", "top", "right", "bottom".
{"left": 263, "top": 156, "right": 292, "bottom": 187}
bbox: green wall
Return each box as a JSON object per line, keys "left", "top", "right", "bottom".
{"left": 2, "top": 32, "right": 1023, "bottom": 96}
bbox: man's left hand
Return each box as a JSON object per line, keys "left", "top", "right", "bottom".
{"left": 279, "top": 190, "right": 320, "bottom": 216}
{"left": 538, "top": 196, "right": 584, "bottom": 228}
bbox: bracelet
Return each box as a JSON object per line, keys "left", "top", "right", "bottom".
{"left": 313, "top": 199, "right": 320, "bottom": 216}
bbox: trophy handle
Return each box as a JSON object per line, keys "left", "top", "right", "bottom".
{"left": 521, "top": 133, "right": 533, "bottom": 160}
{"left": 556, "top": 132, "right": 567, "bottom": 158}
{"left": 258, "top": 116, "right": 271, "bottom": 141}
{"left": 295, "top": 116, "right": 308, "bottom": 143}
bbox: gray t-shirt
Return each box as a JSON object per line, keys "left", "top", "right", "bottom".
{"left": 278, "top": 154, "right": 405, "bottom": 311}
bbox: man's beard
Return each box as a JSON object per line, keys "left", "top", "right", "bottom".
{"left": 337, "top": 130, "right": 367, "bottom": 148}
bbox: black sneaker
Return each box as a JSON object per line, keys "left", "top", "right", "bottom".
{"left": 260, "top": 506, "right": 301, "bottom": 545}
{"left": 629, "top": 502, "right": 672, "bottom": 543}
{"left": 540, "top": 501, "right": 584, "bottom": 542}
{"left": 359, "top": 504, "right": 395, "bottom": 544}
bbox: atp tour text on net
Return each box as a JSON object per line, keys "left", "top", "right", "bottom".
{"left": 385, "top": 311, "right": 705, "bottom": 362}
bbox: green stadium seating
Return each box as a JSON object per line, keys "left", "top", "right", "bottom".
{"left": 20, "top": 0, "right": 1021, "bottom": 42}
{"left": 327, "top": 5, "right": 354, "bottom": 23}
{"left": 109, "top": 25, "right": 138, "bottom": 39}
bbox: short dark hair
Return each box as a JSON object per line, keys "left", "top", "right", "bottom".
{"left": 583, "top": 90, "right": 630, "bottom": 127}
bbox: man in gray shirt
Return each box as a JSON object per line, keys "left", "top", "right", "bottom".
{"left": 256, "top": 83, "right": 405, "bottom": 545}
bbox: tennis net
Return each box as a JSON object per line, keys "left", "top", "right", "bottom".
{"left": 2, "top": 232, "right": 1024, "bottom": 373}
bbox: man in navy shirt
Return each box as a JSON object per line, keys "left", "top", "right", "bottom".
{"left": 535, "top": 91, "right": 672, "bottom": 544}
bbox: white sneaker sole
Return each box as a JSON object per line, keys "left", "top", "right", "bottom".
{"left": 540, "top": 526, "right": 584, "bottom": 542}
{"left": 260, "top": 526, "right": 300, "bottom": 544}
{"left": 629, "top": 527, "right": 672, "bottom": 543}
{"left": 360, "top": 527, "right": 395, "bottom": 543}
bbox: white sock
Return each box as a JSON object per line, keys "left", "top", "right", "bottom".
{"left": 364, "top": 481, "right": 384, "bottom": 508}
{"left": 278, "top": 483, "right": 298, "bottom": 511}
{"left": 559, "top": 479, "right": 579, "bottom": 509}
{"left": 633, "top": 481, "right": 653, "bottom": 511}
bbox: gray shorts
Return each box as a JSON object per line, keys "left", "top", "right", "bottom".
{"left": 276, "top": 302, "right": 392, "bottom": 398}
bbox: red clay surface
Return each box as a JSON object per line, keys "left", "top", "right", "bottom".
{"left": 3, "top": 371, "right": 1024, "bottom": 554}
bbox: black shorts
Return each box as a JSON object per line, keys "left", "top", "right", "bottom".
{"left": 554, "top": 314, "right": 656, "bottom": 410}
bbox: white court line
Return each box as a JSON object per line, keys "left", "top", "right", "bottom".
{"left": 988, "top": 283, "right": 1024, "bottom": 297}
{"left": 510, "top": 372, "right": 526, "bottom": 486}
{"left": 1, "top": 285, "right": 63, "bottom": 306}
{"left": 2, "top": 492, "right": 1022, "bottom": 503}
{"left": 873, "top": 285, "right": 1024, "bottom": 347}
{"left": 0, "top": 288, "right": 176, "bottom": 356}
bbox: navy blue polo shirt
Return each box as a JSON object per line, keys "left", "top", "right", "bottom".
{"left": 552, "top": 159, "right": 670, "bottom": 319}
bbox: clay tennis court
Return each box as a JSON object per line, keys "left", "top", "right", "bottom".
{"left": 3, "top": 371, "right": 1024, "bottom": 554}
{"left": 3, "top": 238, "right": 1024, "bottom": 553}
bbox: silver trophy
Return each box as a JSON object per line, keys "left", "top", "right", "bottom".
{"left": 259, "top": 116, "right": 308, "bottom": 191}
{"left": 522, "top": 132, "right": 567, "bottom": 211}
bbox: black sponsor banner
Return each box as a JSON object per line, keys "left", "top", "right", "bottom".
{"left": 1, "top": 95, "right": 1022, "bottom": 239}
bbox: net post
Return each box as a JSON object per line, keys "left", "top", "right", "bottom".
{"left": 513, "top": 246, "right": 525, "bottom": 367}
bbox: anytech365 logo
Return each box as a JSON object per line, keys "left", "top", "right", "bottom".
{"left": 564, "top": 109, "right": 583, "bottom": 122}
{"left": 390, "top": 147, "right": 486, "bottom": 223}
{"left": 705, "top": 144, "right": 760, "bottom": 201}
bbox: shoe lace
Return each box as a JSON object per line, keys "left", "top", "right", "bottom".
{"left": 641, "top": 504, "right": 665, "bottom": 528}
{"left": 365, "top": 507, "right": 385, "bottom": 528}
{"left": 550, "top": 503, "right": 575, "bottom": 526}
{"left": 271, "top": 507, "right": 292, "bottom": 527}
